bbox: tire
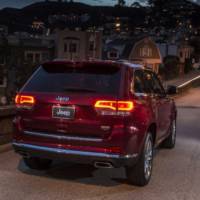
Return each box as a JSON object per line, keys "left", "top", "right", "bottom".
{"left": 126, "top": 133, "right": 154, "bottom": 186}
{"left": 162, "top": 119, "right": 176, "bottom": 149}
{"left": 23, "top": 157, "right": 52, "bottom": 170}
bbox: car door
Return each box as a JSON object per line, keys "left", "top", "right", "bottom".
{"left": 150, "top": 71, "right": 171, "bottom": 138}
{"left": 142, "top": 70, "right": 170, "bottom": 140}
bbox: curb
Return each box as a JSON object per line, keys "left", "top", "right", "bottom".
{"left": 0, "top": 143, "right": 13, "bottom": 154}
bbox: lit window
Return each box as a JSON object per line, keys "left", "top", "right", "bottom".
{"left": 140, "top": 47, "right": 152, "bottom": 57}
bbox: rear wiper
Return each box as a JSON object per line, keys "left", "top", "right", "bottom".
{"left": 63, "top": 87, "right": 97, "bottom": 93}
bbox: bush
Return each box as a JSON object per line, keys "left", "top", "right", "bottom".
{"left": 184, "top": 58, "right": 193, "bottom": 74}
{"left": 161, "top": 56, "right": 180, "bottom": 80}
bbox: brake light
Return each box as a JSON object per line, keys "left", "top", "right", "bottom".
{"left": 94, "top": 100, "right": 134, "bottom": 115}
{"left": 118, "top": 101, "right": 134, "bottom": 111}
{"left": 95, "top": 100, "right": 117, "bottom": 110}
{"left": 15, "top": 95, "right": 35, "bottom": 108}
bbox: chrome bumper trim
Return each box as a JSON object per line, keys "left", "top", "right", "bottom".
{"left": 24, "top": 131, "right": 103, "bottom": 142}
{"left": 13, "top": 142, "right": 138, "bottom": 159}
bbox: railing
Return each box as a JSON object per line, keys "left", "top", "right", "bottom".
{"left": 177, "top": 75, "right": 200, "bottom": 94}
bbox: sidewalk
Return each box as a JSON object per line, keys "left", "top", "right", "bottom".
{"left": 164, "top": 70, "right": 200, "bottom": 87}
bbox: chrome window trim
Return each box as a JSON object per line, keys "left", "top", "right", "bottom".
{"left": 134, "top": 92, "right": 149, "bottom": 97}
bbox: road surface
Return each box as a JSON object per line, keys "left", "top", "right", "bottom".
{"left": 0, "top": 88, "right": 200, "bottom": 200}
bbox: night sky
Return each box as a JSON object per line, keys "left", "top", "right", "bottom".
{"left": 0, "top": 0, "right": 198, "bottom": 9}
{"left": 0, "top": 0, "right": 135, "bottom": 8}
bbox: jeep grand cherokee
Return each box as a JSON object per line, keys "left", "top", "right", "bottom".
{"left": 13, "top": 60, "right": 177, "bottom": 186}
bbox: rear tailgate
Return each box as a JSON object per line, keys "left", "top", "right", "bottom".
{"left": 19, "top": 92, "right": 119, "bottom": 140}
{"left": 16, "top": 61, "right": 124, "bottom": 145}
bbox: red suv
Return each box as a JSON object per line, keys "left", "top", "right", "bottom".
{"left": 13, "top": 60, "right": 177, "bottom": 186}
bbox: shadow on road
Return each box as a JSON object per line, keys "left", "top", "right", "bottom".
{"left": 176, "top": 107, "right": 200, "bottom": 141}
{"left": 17, "top": 159, "right": 128, "bottom": 187}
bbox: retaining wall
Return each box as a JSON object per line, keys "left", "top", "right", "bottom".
{"left": 0, "top": 106, "right": 15, "bottom": 145}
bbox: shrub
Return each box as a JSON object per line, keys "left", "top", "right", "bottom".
{"left": 184, "top": 58, "right": 193, "bottom": 74}
{"left": 161, "top": 55, "right": 180, "bottom": 80}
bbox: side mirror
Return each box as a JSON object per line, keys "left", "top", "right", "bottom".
{"left": 167, "top": 85, "right": 177, "bottom": 95}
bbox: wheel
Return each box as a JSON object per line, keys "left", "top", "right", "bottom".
{"left": 23, "top": 157, "right": 52, "bottom": 170}
{"left": 126, "top": 133, "right": 154, "bottom": 186}
{"left": 162, "top": 119, "right": 176, "bottom": 149}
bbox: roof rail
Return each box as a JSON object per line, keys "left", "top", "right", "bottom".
{"left": 53, "top": 58, "right": 71, "bottom": 62}
{"left": 117, "top": 60, "right": 144, "bottom": 69}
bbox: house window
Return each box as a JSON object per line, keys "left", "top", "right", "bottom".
{"left": 89, "top": 42, "right": 95, "bottom": 51}
{"left": 0, "top": 55, "right": 5, "bottom": 65}
{"left": 26, "top": 53, "right": 34, "bottom": 62}
{"left": 187, "top": 50, "right": 190, "bottom": 58}
{"left": 69, "top": 43, "right": 77, "bottom": 53}
{"left": 64, "top": 43, "right": 68, "bottom": 52}
{"left": 35, "top": 53, "right": 41, "bottom": 63}
{"left": 0, "top": 66, "right": 4, "bottom": 86}
{"left": 140, "top": 47, "right": 152, "bottom": 57}
{"left": 180, "top": 51, "right": 183, "bottom": 58}
{"left": 108, "top": 51, "right": 119, "bottom": 59}
{"left": 42, "top": 52, "right": 49, "bottom": 61}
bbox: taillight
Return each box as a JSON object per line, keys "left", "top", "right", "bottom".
{"left": 15, "top": 95, "right": 20, "bottom": 104}
{"left": 117, "top": 101, "right": 134, "bottom": 111}
{"left": 95, "top": 100, "right": 117, "bottom": 110}
{"left": 94, "top": 100, "right": 134, "bottom": 116}
{"left": 15, "top": 95, "right": 35, "bottom": 109}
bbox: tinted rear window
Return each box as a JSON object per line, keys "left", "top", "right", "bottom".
{"left": 22, "top": 64, "right": 121, "bottom": 95}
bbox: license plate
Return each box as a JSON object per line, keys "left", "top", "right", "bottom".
{"left": 52, "top": 106, "right": 75, "bottom": 119}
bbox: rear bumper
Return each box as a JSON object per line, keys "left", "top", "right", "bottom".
{"left": 13, "top": 142, "right": 138, "bottom": 168}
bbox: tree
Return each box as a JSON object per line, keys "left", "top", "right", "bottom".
{"left": 161, "top": 56, "right": 180, "bottom": 80}
{"left": 184, "top": 58, "right": 193, "bottom": 74}
{"left": 116, "top": 0, "right": 126, "bottom": 7}
{"left": 146, "top": 0, "right": 183, "bottom": 28}
{"left": 132, "top": 0, "right": 148, "bottom": 6}
{"left": 131, "top": 2, "right": 142, "bottom": 8}
{"left": 148, "top": 0, "right": 167, "bottom": 7}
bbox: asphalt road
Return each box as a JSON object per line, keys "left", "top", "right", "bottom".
{"left": 0, "top": 88, "right": 200, "bottom": 200}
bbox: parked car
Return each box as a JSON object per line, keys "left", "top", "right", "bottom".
{"left": 13, "top": 60, "right": 177, "bottom": 186}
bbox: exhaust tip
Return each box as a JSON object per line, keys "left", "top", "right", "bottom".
{"left": 94, "top": 161, "right": 113, "bottom": 169}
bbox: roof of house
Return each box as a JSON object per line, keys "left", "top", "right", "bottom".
{"left": 103, "top": 36, "right": 147, "bottom": 60}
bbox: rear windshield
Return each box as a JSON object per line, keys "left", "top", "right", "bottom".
{"left": 22, "top": 64, "right": 121, "bottom": 95}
